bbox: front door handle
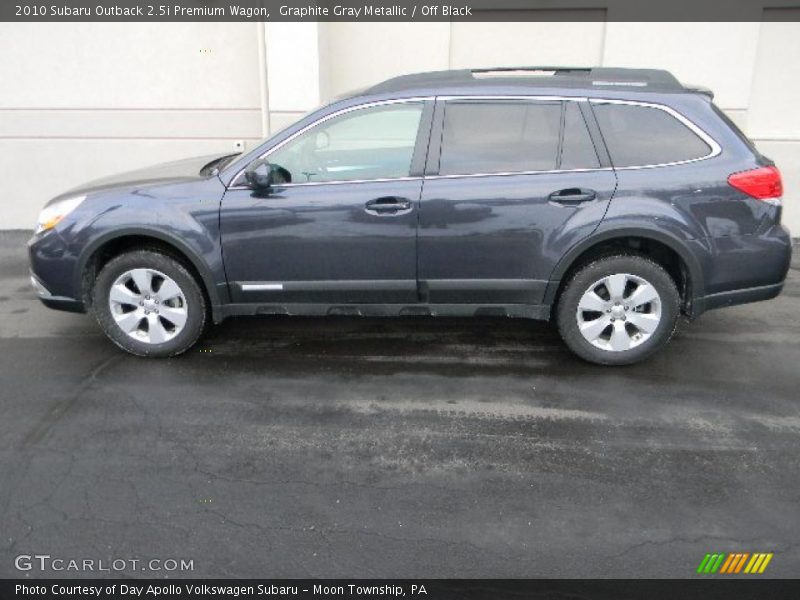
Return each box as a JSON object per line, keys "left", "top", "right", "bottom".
{"left": 365, "top": 197, "right": 413, "bottom": 216}
{"left": 548, "top": 188, "right": 597, "bottom": 204}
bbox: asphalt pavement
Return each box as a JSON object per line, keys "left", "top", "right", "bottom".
{"left": 1, "top": 230, "right": 799, "bottom": 578}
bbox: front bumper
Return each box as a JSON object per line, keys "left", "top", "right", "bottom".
{"left": 29, "top": 231, "right": 86, "bottom": 314}
{"left": 30, "top": 272, "right": 85, "bottom": 313}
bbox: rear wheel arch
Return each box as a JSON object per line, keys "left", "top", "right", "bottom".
{"left": 556, "top": 254, "right": 681, "bottom": 365}
{"left": 546, "top": 229, "right": 704, "bottom": 316}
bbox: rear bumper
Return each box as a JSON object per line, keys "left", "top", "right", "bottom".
{"left": 693, "top": 281, "right": 784, "bottom": 315}
{"left": 690, "top": 224, "right": 791, "bottom": 317}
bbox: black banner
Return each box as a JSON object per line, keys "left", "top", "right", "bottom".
{"left": 3, "top": 580, "right": 800, "bottom": 600}
{"left": 2, "top": 0, "right": 800, "bottom": 22}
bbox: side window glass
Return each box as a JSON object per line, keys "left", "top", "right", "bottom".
{"left": 267, "top": 103, "right": 423, "bottom": 183}
{"left": 593, "top": 103, "right": 712, "bottom": 168}
{"left": 561, "top": 102, "right": 601, "bottom": 169}
{"left": 439, "top": 101, "right": 561, "bottom": 175}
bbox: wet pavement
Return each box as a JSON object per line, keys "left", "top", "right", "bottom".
{"left": 1, "top": 230, "right": 799, "bottom": 578}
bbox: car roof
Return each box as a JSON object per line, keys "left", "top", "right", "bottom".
{"left": 353, "top": 67, "right": 708, "bottom": 100}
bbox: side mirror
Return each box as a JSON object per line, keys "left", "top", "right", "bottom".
{"left": 244, "top": 159, "right": 274, "bottom": 191}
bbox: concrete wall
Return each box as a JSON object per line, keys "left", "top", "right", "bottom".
{"left": 0, "top": 23, "right": 265, "bottom": 229}
{"left": 1, "top": 20, "right": 798, "bottom": 233}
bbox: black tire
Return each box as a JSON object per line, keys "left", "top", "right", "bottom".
{"left": 556, "top": 254, "right": 680, "bottom": 366}
{"left": 92, "top": 250, "right": 207, "bottom": 357}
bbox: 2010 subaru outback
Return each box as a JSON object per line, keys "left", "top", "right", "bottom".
{"left": 28, "top": 67, "right": 792, "bottom": 365}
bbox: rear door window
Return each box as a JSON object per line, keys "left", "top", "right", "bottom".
{"left": 439, "top": 101, "right": 562, "bottom": 175}
{"left": 437, "top": 100, "right": 601, "bottom": 175}
{"left": 561, "top": 102, "right": 601, "bottom": 170}
{"left": 592, "top": 102, "right": 712, "bottom": 168}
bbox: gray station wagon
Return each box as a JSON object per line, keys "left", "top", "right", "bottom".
{"left": 28, "top": 67, "right": 792, "bottom": 365}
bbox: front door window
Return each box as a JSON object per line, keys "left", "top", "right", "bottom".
{"left": 267, "top": 103, "right": 424, "bottom": 184}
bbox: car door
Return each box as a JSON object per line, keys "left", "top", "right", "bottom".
{"left": 418, "top": 97, "right": 617, "bottom": 307}
{"left": 220, "top": 100, "right": 433, "bottom": 305}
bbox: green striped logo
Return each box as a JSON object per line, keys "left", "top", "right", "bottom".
{"left": 697, "top": 552, "right": 773, "bottom": 574}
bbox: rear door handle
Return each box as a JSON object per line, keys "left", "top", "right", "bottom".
{"left": 548, "top": 188, "right": 597, "bottom": 204}
{"left": 365, "top": 197, "right": 413, "bottom": 215}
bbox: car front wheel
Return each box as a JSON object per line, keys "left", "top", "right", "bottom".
{"left": 556, "top": 255, "right": 680, "bottom": 365}
{"left": 92, "top": 250, "right": 206, "bottom": 357}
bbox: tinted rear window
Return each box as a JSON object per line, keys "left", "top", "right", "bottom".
{"left": 593, "top": 103, "right": 712, "bottom": 168}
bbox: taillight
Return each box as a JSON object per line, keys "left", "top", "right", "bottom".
{"left": 728, "top": 166, "right": 783, "bottom": 202}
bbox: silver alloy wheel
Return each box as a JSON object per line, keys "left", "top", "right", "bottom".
{"left": 108, "top": 268, "right": 188, "bottom": 344}
{"left": 576, "top": 273, "right": 662, "bottom": 352}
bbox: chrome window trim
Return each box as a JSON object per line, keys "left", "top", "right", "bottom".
{"left": 424, "top": 167, "right": 614, "bottom": 182}
{"left": 436, "top": 95, "right": 588, "bottom": 102}
{"left": 231, "top": 175, "right": 424, "bottom": 189}
{"left": 227, "top": 94, "right": 722, "bottom": 189}
{"left": 228, "top": 97, "right": 433, "bottom": 189}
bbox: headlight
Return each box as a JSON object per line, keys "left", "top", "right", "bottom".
{"left": 35, "top": 195, "right": 86, "bottom": 235}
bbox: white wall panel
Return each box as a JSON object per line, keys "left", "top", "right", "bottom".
{"left": 450, "top": 11, "right": 605, "bottom": 69}
{"left": 323, "top": 23, "right": 450, "bottom": 98}
{"left": 748, "top": 11, "right": 800, "bottom": 139}
{"left": 1, "top": 20, "right": 800, "bottom": 234}
{"left": 602, "top": 22, "right": 760, "bottom": 109}
{"left": 0, "top": 23, "right": 261, "bottom": 109}
{"left": 265, "top": 22, "right": 324, "bottom": 112}
{"left": 0, "top": 22, "right": 264, "bottom": 228}
{"left": 0, "top": 109, "right": 262, "bottom": 139}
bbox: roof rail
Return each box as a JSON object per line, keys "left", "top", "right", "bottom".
{"left": 683, "top": 84, "right": 715, "bottom": 99}
{"left": 366, "top": 67, "right": 687, "bottom": 95}
{"left": 471, "top": 66, "right": 591, "bottom": 76}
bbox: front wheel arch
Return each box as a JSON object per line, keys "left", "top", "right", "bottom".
{"left": 78, "top": 230, "right": 223, "bottom": 321}
{"left": 92, "top": 249, "right": 207, "bottom": 357}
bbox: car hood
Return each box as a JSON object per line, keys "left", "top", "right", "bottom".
{"left": 56, "top": 153, "right": 238, "bottom": 200}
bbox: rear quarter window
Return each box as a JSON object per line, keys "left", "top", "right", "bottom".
{"left": 593, "top": 103, "right": 712, "bottom": 168}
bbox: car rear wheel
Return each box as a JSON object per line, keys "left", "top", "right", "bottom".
{"left": 556, "top": 255, "right": 680, "bottom": 365}
{"left": 92, "top": 250, "right": 206, "bottom": 357}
